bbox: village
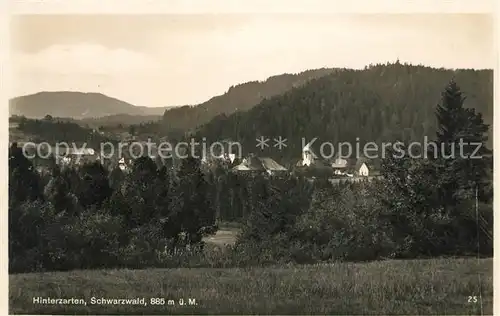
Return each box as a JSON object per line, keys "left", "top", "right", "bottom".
{"left": 15, "top": 138, "right": 377, "bottom": 182}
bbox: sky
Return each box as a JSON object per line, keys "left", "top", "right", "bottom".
{"left": 10, "top": 14, "right": 494, "bottom": 107}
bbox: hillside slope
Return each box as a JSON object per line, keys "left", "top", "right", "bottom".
{"left": 160, "top": 68, "right": 337, "bottom": 131}
{"left": 195, "top": 63, "right": 493, "bottom": 163}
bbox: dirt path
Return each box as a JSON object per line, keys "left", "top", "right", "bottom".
{"left": 202, "top": 229, "right": 239, "bottom": 246}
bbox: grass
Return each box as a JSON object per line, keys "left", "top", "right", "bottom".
{"left": 9, "top": 257, "right": 492, "bottom": 315}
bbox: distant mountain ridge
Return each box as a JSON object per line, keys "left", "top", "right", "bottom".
{"left": 9, "top": 91, "right": 169, "bottom": 119}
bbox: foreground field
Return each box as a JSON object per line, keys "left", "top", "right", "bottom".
{"left": 10, "top": 258, "right": 491, "bottom": 315}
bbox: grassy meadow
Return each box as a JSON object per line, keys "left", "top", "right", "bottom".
{"left": 9, "top": 257, "right": 492, "bottom": 315}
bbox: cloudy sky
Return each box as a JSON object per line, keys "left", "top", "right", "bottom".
{"left": 11, "top": 14, "right": 494, "bottom": 107}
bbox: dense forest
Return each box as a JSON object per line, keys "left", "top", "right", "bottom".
{"left": 193, "top": 62, "right": 493, "bottom": 163}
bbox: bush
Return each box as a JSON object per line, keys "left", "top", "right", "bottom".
{"left": 43, "top": 209, "right": 127, "bottom": 270}
{"left": 291, "top": 181, "right": 401, "bottom": 262}
{"left": 232, "top": 176, "right": 493, "bottom": 266}
{"left": 9, "top": 200, "right": 57, "bottom": 273}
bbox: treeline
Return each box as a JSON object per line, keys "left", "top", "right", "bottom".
{"left": 8, "top": 80, "right": 493, "bottom": 273}
{"left": 11, "top": 115, "right": 113, "bottom": 147}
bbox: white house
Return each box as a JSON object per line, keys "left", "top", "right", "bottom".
{"left": 201, "top": 152, "right": 236, "bottom": 165}
{"left": 61, "top": 156, "right": 72, "bottom": 165}
{"left": 118, "top": 157, "right": 128, "bottom": 171}
{"left": 299, "top": 141, "right": 318, "bottom": 167}
{"left": 217, "top": 153, "right": 236, "bottom": 164}
{"left": 70, "top": 148, "right": 95, "bottom": 156}
{"left": 357, "top": 162, "right": 369, "bottom": 177}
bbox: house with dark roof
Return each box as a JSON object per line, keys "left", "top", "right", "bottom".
{"left": 233, "top": 154, "right": 287, "bottom": 175}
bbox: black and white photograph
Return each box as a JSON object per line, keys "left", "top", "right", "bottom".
{"left": 7, "top": 2, "right": 495, "bottom": 314}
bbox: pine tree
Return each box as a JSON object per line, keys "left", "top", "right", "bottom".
{"left": 434, "top": 80, "right": 491, "bottom": 207}
{"left": 436, "top": 80, "right": 467, "bottom": 144}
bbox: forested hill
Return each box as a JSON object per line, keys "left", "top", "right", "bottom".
{"left": 195, "top": 62, "right": 493, "bottom": 163}
{"left": 161, "top": 68, "right": 337, "bottom": 131}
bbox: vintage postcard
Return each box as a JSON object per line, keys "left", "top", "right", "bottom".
{"left": 5, "top": 1, "right": 496, "bottom": 315}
